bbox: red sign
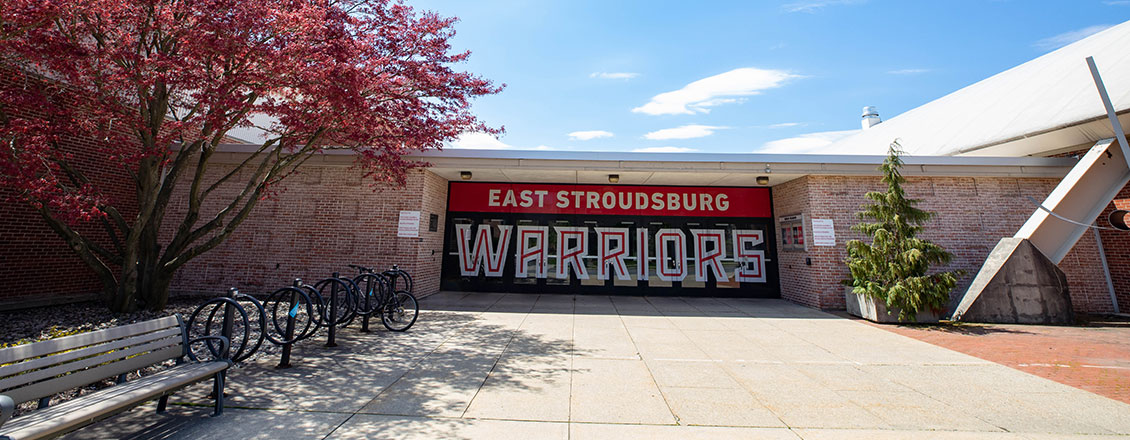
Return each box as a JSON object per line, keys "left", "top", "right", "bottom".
{"left": 448, "top": 183, "right": 771, "bottom": 217}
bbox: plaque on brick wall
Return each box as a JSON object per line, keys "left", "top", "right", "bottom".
{"left": 398, "top": 211, "right": 421, "bottom": 238}
{"left": 778, "top": 213, "right": 805, "bottom": 252}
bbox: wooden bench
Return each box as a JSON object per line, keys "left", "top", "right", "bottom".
{"left": 0, "top": 315, "right": 231, "bottom": 440}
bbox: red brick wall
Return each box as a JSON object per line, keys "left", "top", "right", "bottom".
{"left": 0, "top": 71, "right": 138, "bottom": 308}
{"left": 772, "top": 175, "right": 1115, "bottom": 314}
{"left": 412, "top": 171, "right": 449, "bottom": 297}
{"left": 1098, "top": 185, "right": 1130, "bottom": 312}
{"left": 164, "top": 165, "right": 447, "bottom": 298}
{"left": 771, "top": 177, "right": 818, "bottom": 307}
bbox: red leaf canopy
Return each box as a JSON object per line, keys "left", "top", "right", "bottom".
{"left": 1, "top": 0, "right": 501, "bottom": 222}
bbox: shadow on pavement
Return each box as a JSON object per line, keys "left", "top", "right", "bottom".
{"left": 61, "top": 303, "right": 582, "bottom": 440}
{"left": 422, "top": 291, "right": 841, "bottom": 319}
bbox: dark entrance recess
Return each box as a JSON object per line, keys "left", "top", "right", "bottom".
{"left": 440, "top": 182, "right": 780, "bottom": 298}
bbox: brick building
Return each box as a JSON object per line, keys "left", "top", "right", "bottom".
{"left": 154, "top": 149, "right": 1115, "bottom": 314}
{"left": 3, "top": 21, "right": 1129, "bottom": 315}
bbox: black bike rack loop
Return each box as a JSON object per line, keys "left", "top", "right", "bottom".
{"left": 187, "top": 291, "right": 253, "bottom": 363}
{"left": 263, "top": 279, "right": 318, "bottom": 368}
{"left": 382, "top": 264, "right": 414, "bottom": 294}
{"left": 312, "top": 273, "right": 357, "bottom": 347}
{"left": 351, "top": 271, "right": 392, "bottom": 332}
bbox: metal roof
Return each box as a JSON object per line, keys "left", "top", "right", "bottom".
{"left": 822, "top": 20, "right": 1130, "bottom": 157}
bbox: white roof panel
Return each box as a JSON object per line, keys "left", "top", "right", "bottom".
{"left": 824, "top": 20, "right": 1130, "bottom": 157}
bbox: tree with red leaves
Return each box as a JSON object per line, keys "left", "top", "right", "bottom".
{"left": 0, "top": 0, "right": 500, "bottom": 312}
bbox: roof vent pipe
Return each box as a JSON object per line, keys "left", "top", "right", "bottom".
{"left": 861, "top": 106, "right": 881, "bottom": 130}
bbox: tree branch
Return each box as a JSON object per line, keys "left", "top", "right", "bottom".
{"left": 37, "top": 207, "right": 120, "bottom": 301}
{"left": 163, "top": 130, "right": 325, "bottom": 270}
{"left": 203, "top": 138, "right": 276, "bottom": 196}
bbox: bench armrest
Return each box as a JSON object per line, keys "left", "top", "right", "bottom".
{"left": 0, "top": 394, "right": 13, "bottom": 429}
{"left": 187, "top": 335, "right": 232, "bottom": 363}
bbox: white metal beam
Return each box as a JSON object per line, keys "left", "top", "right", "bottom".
{"left": 1014, "top": 139, "right": 1129, "bottom": 263}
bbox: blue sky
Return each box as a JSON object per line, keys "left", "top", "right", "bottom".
{"left": 409, "top": 0, "right": 1130, "bottom": 154}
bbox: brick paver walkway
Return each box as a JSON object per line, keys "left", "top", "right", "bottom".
{"left": 865, "top": 318, "right": 1130, "bottom": 404}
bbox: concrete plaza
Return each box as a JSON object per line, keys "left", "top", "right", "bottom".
{"left": 66, "top": 293, "right": 1130, "bottom": 439}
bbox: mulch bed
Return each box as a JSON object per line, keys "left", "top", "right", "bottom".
{"left": 0, "top": 297, "right": 205, "bottom": 347}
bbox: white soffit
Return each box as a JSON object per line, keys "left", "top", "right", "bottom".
{"left": 209, "top": 146, "right": 1075, "bottom": 186}
{"left": 418, "top": 149, "right": 1075, "bottom": 185}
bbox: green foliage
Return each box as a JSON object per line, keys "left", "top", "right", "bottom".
{"left": 0, "top": 326, "right": 87, "bottom": 349}
{"left": 1, "top": 326, "right": 90, "bottom": 370}
{"left": 844, "top": 141, "right": 962, "bottom": 321}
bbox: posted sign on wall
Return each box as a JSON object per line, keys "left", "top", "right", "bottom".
{"left": 397, "top": 211, "right": 421, "bottom": 238}
{"left": 811, "top": 218, "right": 835, "bottom": 246}
{"left": 447, "top": 182, "right": 771, "bottom": 217}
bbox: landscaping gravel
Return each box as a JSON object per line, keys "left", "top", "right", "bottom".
{"left": 0, "top": 297, "right": 204, "bottom": 347}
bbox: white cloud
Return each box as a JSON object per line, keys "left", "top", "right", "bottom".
{"left": 590, "top": 72, "right": 639, "bottom": 80}
{"left": 1034, "top": 24, "right": 1113, "bottom": 50}
{"left": 632, "top": 68, "right": 798, "bottom": 115}
{"left": 568, "top": 130, "right": 614, "bottom": 141}
{"left": 450, "top": 133, "right": 557, "bottom": 151}
{"left": 782, "top": 0, "right": 865, "bottom": 13}
{"left": 632, "top": 146, "right": 699, "bottom": 153}
{"left": 769, "top": 122, "right": 802, "bottom": 128}
{"left": 643, "top": 124, "right": 727, "bottom": 140}
{"left": 450, "top": 132, "right": 513, "bottom": 149}
{"left": 1103, "top": 1, "right": 1130, "bottom": 5}
{"left": 888, "top": 68, "right": 931, "bottom": 75}
{"left": 758, "top": 130, "right": 860, "bottom": 154}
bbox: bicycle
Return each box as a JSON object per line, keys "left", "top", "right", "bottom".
{"left": 348, "top": 264, "right": 419, "bottom": 331}
{"left": 383, "top": 264, "right": 414, "bottom": 294}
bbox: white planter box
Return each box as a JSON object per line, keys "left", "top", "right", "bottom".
{"left": 844, "top": 287, "right": 940, "bottom": 324}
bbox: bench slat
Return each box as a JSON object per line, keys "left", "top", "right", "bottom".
{"left": 2, "top": 345, "right": 182, "bottom": 406}
{"left": 0, "top": 361, "right": 226, "bottom": 440}
{"left": 0, "top": 327, "right": 183, "bottom": 380}
{"left": 0, "top": 335, "right": 182, "bottom": 393}
{"left": 0, "top": 316, "right": 180, "bottom": 363}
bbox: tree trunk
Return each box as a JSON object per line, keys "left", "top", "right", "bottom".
{"left": 103, "top": 250, "right": 174, "bottom": 313}
{"left": 146, "top": 271, "right": 174, "bottom": 311}
{"left": 108, "top": 273, "right": 139, "bottom": 313}
{"left": 136, "top": 221, "right": 168, "bottom": 311}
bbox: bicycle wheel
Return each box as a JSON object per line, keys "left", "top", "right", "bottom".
{"left": 382, "top": 268, "right": 413, "bottom": 294}
{"left": 400, "top": 270, "right": 414, "bottom": 293}
{"left": 381, "top": 291, "right": 419, "bottom": 332}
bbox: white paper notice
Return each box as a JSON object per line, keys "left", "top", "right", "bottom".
{"left": 811, "top": 218, "right": 835, "bottom": 247}
{"left": 398, "top": 211, "right": 421, "bottom": 238}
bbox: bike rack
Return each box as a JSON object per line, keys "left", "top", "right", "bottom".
{"left": 351, "top": 269, "right": 395, "bottom": 332}
{"left": 186, "top": 288, "right": 262, "bottom": 363}
{"left": 311, "top": 272, "right": 357, "bottom": 347}
{"left": 264, "top": 280, "right": 318, "bottom": 368}
{"left": 383, "top": 264, "right": 414, "bottom": 294}
{"left": 186, "top": 266, "right": 416, "bottom": 368}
